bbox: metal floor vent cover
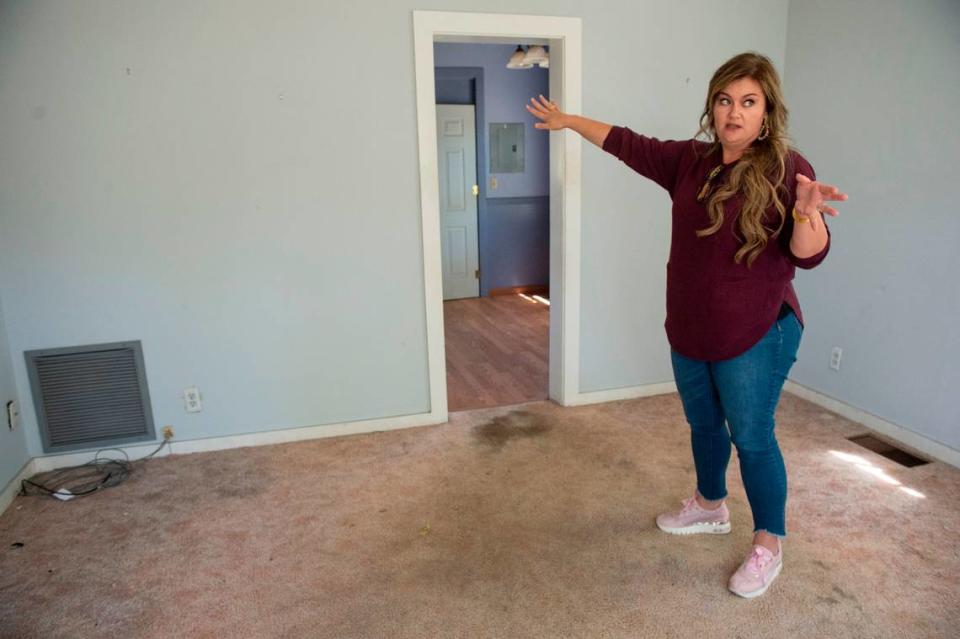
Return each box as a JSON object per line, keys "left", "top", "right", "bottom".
{"left": 847, "top": 434, "right": 929, "bottom": 468}
{"left": 25, "top": 341, "right": 155, "bottom": 453}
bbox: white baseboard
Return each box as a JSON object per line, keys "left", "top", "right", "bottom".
{"left": 0, "top": 458, "right": 36, "bottom": 517}
{"left": 567, "top": 379, "right": 959, "bottom": 470}
{"left": 29, "top": 410, "right": 444, "bottom": 475}
{"left": 29, "top": 441, "right": 176, "bottom": 474}
{"left": 9, "top": 380, "right": 954, "bottom": 518}
{"left": 784, "top": 381, "right": 960, "bottom": 469}
{"left": 567, "top": 381, "right": 678, "bottom": 406}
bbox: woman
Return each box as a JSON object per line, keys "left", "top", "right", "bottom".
{"left": 526, "top": 52, "right": 846, "bottom": 598}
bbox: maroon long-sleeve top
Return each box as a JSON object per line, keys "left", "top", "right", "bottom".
{"left": 602, "top": 126, "right": 830, "bottom": 361}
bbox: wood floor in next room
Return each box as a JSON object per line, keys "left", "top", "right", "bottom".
{"left": 444, "top": 294, "right": 549, "bottom": 412}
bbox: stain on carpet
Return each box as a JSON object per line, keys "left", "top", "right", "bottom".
{"left": 831, "top": 585, "right": 865, "bottom": 612}
{"left": 471, "top": 411, "right": 551, "bottom": 451}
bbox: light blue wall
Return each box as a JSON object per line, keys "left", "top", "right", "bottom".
{"left": 784, "top": 0, "right": 960, "bottom": 451}
{"left": 0, "top": 290, "right": 30, "bottom": 489}
{"left": 0, "top": 0, "right": 790, "bottom": 456}
{"left": 0, "top": 1, "right": 431, "bottom": 455}
{"left": 434, "top": 43, "right": 549, "bottom": 198}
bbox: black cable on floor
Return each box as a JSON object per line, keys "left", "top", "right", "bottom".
{"left": 19, "top": 439, "right": 169, "bottom": 501}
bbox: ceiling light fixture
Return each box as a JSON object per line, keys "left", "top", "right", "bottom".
{"left": 506, "top": 45, "right": 533, "bottom": 69}
{"left": 522, "top": 45, "right": 549, "bottom": 67}
{"left": 507, "top": 45, "right": 549, "bottom": 69}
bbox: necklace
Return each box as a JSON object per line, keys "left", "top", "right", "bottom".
{"left": 696, "top": 164, "right": 725, "bottom": 203}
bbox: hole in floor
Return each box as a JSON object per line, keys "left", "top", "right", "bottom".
{"left": 847, "top": 434, "right": 929, "bottom": 467}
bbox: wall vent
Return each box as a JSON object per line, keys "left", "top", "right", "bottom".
{"left": 25, "top": 341, "right": 155, "bottom": 453}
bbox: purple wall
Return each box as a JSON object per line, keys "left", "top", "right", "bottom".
{"left": 434, "top": 43, "right": 550, "bottom": 296}
{"left": 483, "top": 197, "right": 549, "bottom": 293}
{"left": 434, "top": 43, "right": 549, "bottom": 198}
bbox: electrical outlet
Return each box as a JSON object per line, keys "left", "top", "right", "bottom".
{"left": 162, "top": 425, "right": 174, "bottom": 440}
{"left": 6, "top": 400, "right": 19, "bottom": 430}
{"left": 183, "top": 386, "right": 203, "bottom": 413}
{"left": 830, "top": 347, "right": 842, "bottom": 371}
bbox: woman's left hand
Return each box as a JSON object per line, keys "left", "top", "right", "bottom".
{"left": 795, "top": 173, "right": 848, "bottom": 232}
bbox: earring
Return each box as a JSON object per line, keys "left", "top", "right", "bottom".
{"left": 758, "top": 119, "right": 770, "bottom": 141}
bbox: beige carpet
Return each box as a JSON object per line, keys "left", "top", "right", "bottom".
{"left": 1, "top": 393, "right": 957, "bottom": 638}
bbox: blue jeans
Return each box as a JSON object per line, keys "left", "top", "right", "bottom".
{"left": 670, "top": 309, "right": 802, "bottom": 537}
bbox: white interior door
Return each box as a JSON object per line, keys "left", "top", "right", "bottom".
{"left": 436, "top": 104, "right": 479, "bottom": 300}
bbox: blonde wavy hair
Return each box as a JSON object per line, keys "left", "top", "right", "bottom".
{"left": 696, "top": 52, "right": 791, "bottom": 267}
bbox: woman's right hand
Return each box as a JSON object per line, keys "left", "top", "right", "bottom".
{"left": 526, "top": 99, "right": 612, "bottom": 148}
{"left": 526, "top": 95, "right": 568, "bottom": 130}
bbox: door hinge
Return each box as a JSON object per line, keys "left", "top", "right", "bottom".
{"left": 475, "top": 269, "right": 480, "bottom": 279}
{"left": 472, "top": 184, "right": 479, "bottom": 196}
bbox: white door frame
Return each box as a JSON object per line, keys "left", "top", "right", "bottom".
{"left": 413, "top": 10, "right": 583, "bottom": 420}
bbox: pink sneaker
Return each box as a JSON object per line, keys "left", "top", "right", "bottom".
{"left": 655, "top": 495, "right": 731, "bottom": 535}
{"left": 728, "top": 545, "right": 783, "bottom": 598}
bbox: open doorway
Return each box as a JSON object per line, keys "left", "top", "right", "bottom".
{"left": 434, "top": 43, "right": 551, "bottom": 411}
{"left": 412, "top": 11, "right": 583, "bottom": 422}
